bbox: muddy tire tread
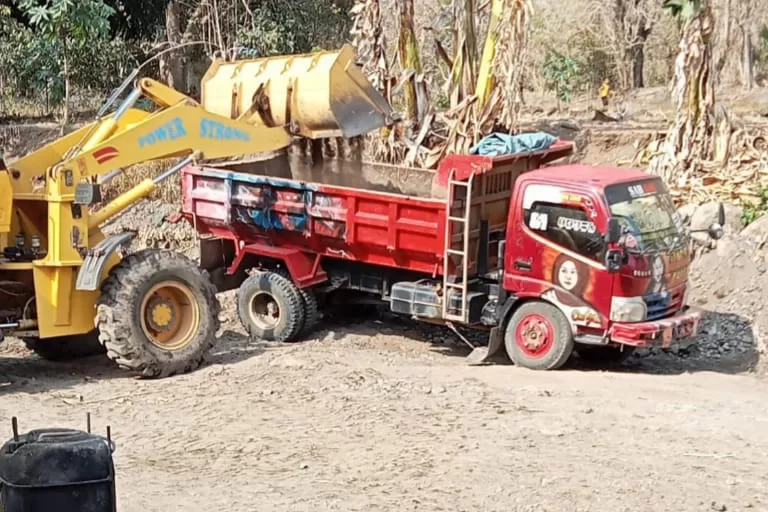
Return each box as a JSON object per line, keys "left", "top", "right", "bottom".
{"left": 273, "top": 268, "right": 320, "bottom": 338}
{"left": 95, "top": 249, "right": 220, "bottom": 378}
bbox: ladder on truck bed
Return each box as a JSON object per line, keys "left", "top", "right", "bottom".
{"left": 442, "top": 170, "right": 475, "bottom": 323}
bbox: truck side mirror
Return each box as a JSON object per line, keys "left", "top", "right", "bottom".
{"left": 604, "top": 249, "right": 622, "bottom": 273}
{"left": 605, "top": 218, "right": 621, "bottom": 244}
{"left": 708, "top": 222, "right": 724, "bottom": 241}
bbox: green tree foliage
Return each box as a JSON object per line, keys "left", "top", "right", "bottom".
{"left": 662, "top": 0, "right": 701, "bottom": 22}
{"left": 14, "top": 0, "right": 115, "bottom": 126}
{"left": 236, "top": 1, "right": 352, "bottom": 58}
{"left": 541, "top": 52, "right": 579, "bottom": 108}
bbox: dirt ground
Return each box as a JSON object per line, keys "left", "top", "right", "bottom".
{"left": 3, "top": 86, "right": 768, "bottom": 511}
{"left": 1, "top": 296, "right": 767, "bottom": 512}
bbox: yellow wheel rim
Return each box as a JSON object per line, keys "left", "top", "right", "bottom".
{"left": 140, "top": 281, "right": 200, "bottom": 351}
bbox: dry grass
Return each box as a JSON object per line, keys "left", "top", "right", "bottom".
{"left": 100, "top": 159, "right": 183, "bottom": 205}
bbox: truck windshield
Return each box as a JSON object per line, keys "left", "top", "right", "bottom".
{"left": 604, "top": 178, "right": 684, "bottom": 252}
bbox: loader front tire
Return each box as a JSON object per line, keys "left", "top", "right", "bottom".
{"left": 96, "top": 249, "right": 220, "bottom": 378}
{"left": 237, "top": 271, "right": 305, "bottom": 343}
{"left": 23, "top": 331, "right": 106, "bottom": 361}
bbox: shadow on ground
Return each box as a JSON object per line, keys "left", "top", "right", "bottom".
{"left": 317, "top": 307, "right": 760, "bottom": 376}
{"left": 0, "top": 329, "right": 268, "bottom": 396}
{"left": 0, "top": 307, "right": 759, "bottom": 396}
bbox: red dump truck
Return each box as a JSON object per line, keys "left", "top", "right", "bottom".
{"left": 180, "top": 140, "right": 723, "bottom": 370}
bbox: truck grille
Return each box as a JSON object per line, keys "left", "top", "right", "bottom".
{"left": 644, "top": 288, "right": 684, "bottom": 320}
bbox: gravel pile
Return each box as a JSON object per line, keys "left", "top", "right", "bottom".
{"left": 631, "top": 203, "right": 767, "bottom": 370}
{"left": 100, "top": 199, "right": 199, "bottom": 259}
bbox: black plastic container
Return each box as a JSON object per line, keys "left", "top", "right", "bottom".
{"left": 0, "top": 427, "right": 116, "bottom": 512}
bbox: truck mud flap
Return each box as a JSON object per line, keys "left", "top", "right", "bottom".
{"left": 75, "top": 232, "right": 135, "bottom": 291}
{"left": 466, "top": 326, "right": 504, "bottom": 366}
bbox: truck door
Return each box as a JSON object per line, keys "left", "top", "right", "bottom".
{"left": 504, "top": 183, "right": 613, "bottom": 331}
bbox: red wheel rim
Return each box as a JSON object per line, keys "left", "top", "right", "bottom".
{"left": 515, "top": 313, "right": 555, "bottom": 359}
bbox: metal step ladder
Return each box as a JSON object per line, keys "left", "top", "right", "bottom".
{"left": 442, "top": 170, "right": 474, "bottom": 323}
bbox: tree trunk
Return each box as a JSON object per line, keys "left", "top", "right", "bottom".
{"left": 159, "top": 0, "right": 188, "bottom": 93}
{"left": 398, "top": 0, "right": 422, "bottom": 122}
{"left": 61, "top": 35, "right": 69, "bottom": 134}
{"left": 630, "top": 41, "right": 646, "bottom": 88}
{"left": 740, "top": 24, "right": 755, "bottom": 89}
{"left": 475, "top": 0, "right": 503, "bottom": 110}
{"left": 713, "top": 0, "right": 732, "bottom": 80}
{"left": 648, "top": 3, "right": 716, "bottom": 183}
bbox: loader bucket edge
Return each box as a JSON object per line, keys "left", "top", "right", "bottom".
{"left": 201, "top": 44, "right": 395, "bottom": 139}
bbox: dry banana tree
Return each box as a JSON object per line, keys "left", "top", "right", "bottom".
{"left": 648, "top": 0, "right": 717, "bottom": 186}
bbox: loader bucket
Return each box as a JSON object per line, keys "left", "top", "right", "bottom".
{"left": 201, "top": 44, "right": 395, "bottom": 139}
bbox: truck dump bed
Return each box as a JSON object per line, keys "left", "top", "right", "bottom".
{"left": 181, "top": 141, "right": 573, "bottom": 278}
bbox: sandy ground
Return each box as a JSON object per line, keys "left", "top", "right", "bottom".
{"left": 1, "top": 298, "right": 766, "bottom": 512}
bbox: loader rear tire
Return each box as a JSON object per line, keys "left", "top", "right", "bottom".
{"left": 237, "top": 271, "right": 305, "bottom": 343}
{"left": 23, "top": 331, "right": 106, "bottom": 361}
{"left": 96, "top": 249, "right": 220, "bottom": 378}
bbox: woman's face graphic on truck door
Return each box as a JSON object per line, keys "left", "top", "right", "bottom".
{"left": 558, "top": 260, "right": 579, "bottom": 291}
{"left": 652, "top": 255, "right": 664, "bottom": 282}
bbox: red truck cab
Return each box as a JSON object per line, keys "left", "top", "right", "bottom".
{"left": 182, "top": 139, "right": 717, "bottom": 370}
{"left": 500, "top": 164, "right": 704, "bottom": 368}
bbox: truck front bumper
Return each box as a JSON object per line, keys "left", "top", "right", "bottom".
{"left": 609, "top": 306, "right": 702, "bottom": 348}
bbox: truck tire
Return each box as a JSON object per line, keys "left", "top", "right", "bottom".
{"left": 272, "top": 268, "right": 320, "bottom": 338}
{"left": 237, "top": 271, "right": 305, "bottom": 342}
{"left": 95, "top": 249, "right": 220, "bottom": 378}
{"left": 23, "top": 331, "right": 106, "bottom": 361}
{"left": 504, "top": 301, "right": 574, "bottom": 370}
{"left": 576, "top": 345, "right": 635, "bottom": 365}
{"left": 297, "top": 287, "right": 320, "bottom": 337}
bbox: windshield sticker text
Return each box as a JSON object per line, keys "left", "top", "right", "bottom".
{"left": 557, "top": 217, "right": 596, "bottom": 234}
{"left": 560, "top": 193, "right": 582, "bottom": 204}
{"left": 529, "top": 212, "right": 549, "bottom": 231}
{"left": 628, "top": 182, "right": 657, "bottom": 198}
{"left": 200, "top": 118, "right": 251, "bottom": 142}
{"left": 138, "top": 117, "right": 187, "bottom": 148}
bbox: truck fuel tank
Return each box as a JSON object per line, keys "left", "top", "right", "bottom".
{"left": 201, "top": 44, "right": 396, "bottom": 139}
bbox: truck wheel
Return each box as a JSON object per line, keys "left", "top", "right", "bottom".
{"left": 504, "top": 302, "right": 574, "bottom": 370}
{"left": 577, "top": 345, "right": 635, "bottom": 365}
{"left": 297, "top": 287, "right": 320, "bottom": 337}
{"left": 96, "top": 249, "right": 220, "bottom": 378}
{"left": 237, "top": 271, "right": 305, "bottom": 342}
{"left": 23, "top": 331, "right": 106, "bottom": 361}
{"left": 272, "top": 268, "right": 320, "bottom": 338}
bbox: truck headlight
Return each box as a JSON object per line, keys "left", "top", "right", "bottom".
{"left": 610, "top": 297, "right": 647, "bottom": 322}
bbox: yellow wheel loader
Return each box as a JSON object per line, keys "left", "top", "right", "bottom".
{"left": 0, "top": 44, "right": 393, "bottom": 378}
